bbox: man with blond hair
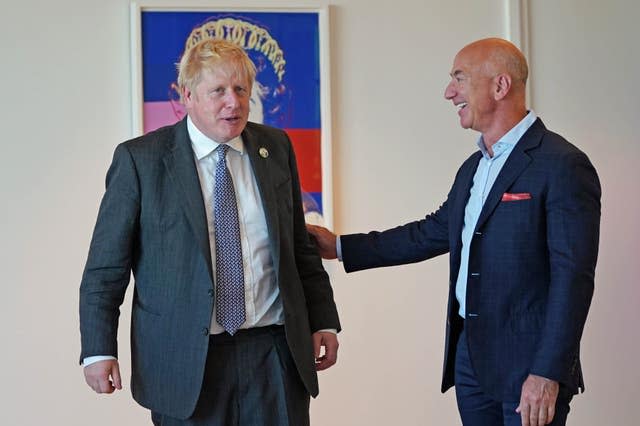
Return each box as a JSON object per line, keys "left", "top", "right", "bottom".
{"left": 308, "top": 38, "right": 600, "bottom": 426}
{"left": 80, "top": 39, "right": 340, "bottom": 425}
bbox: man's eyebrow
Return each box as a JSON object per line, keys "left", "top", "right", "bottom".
{"left": 450, "top": 70, "right": 464, "bottom": 78}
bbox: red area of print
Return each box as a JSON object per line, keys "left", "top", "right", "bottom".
{"left": 285, "top": 129, "right": 322, "bottom": 193}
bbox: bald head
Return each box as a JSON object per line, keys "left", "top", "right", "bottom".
{"left": 460, "top": 38, "right": 528, "bottom": 89}
{"left": 444, "top": 38, "right": 529, "bottom": 147}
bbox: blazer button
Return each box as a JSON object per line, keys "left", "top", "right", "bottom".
{"left": 208, "top": 289, "right": 214, "bottom": 297}
{"left": 202, "top": 327, "right": 209, "bottom": 335}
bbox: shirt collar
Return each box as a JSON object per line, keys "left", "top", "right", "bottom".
{"left": 476, "top": 110, "right": 537, "bottom": 159}
{"left": 187, "top": 115, "right": 245, "bottom": 160}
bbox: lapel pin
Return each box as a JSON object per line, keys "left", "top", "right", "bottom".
{"left": 259, "top": 147, "right": 269, "bottom": 158}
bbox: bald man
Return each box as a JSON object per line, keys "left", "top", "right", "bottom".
{"left": 308, "top": 38, "right": 600, "bottom": 426}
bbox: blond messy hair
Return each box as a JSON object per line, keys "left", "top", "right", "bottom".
{"left": 177, "top": 39, "right": 256, "bottom": 101}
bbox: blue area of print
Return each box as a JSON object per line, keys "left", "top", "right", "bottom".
{"left": 302, "top": 191, "right": 323, "bottom": 216}
{"left": 141, "top": 11, "right": 321, "bottom": 129}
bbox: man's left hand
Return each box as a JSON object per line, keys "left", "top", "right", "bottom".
{"left": 516, "top": 374, "right": 560, "bottom": 426}
{"left": 312, "top": 331, "right": 339, "bottom": 371}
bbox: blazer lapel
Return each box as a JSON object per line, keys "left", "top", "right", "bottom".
{"left": 242, "top": 126, "right": 281, "bottom": 271}
{"left": 474, "top": 118, "right": 545, "bottom": 232}
{"left": 450, "top": 152, "right": 482, "bottom": 264}
{"left": 162, "top": 118, "right": 213, "bottom": 281}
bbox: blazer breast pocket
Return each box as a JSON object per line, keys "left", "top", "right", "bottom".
{"left": 158, "top": 210, "right": 186, "bottom": 233}
{"left": 494, "top": 192, "right": 539, "bottom": 230}
{"left": 144, "top": 189, "right": 187, "bottom": 233}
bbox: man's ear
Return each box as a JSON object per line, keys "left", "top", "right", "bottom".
{"left": 182, "top": 86, "right": 193, "bottom": 105}
{"left": 493, "top": 73, "right": 512, "bottom": 101}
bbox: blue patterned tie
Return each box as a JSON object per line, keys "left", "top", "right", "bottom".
{"left": 213, "top": 144, "right": 245, "bottom": 335}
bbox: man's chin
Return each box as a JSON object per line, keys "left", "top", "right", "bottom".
{"left": 216, "top": 123, "right": 246, "bottom": 141}
{"left": 459, "top": 119, "right": 472, "bottom": 130}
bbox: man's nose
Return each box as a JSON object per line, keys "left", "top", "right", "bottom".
{"left": 225, "top": 91, "right": 240, "bottom": 107}
{"left": 444, "top": 81, "right": 455, "bottom": 100}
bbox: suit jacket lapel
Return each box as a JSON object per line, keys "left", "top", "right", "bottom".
{"left": 450, "top": 152, "right": 481, "bottom": 265}
{"left": 242, "top": 126, "right": 281, "bottom": 271}
{"left": 162, "top": 118, "right": 213, "bottom": 282}
{"left": 474, "top": 118, "right": 545, "bottom": 232}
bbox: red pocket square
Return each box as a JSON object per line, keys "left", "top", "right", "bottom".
{"left": 502, "top": 192, "right": 531, "bottom": 201}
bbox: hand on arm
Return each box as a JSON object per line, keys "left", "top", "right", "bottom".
{"left": 83, "top": 359, "right": 122, "bottom": 394}
{"left": 306, "top": 224, "right": 338, "bottom": 259}
{"left": 516, "top": 374, "right": 560, "bottom": 426}
{"left": 312, "top": 331, "right": 339, "bottom": 371}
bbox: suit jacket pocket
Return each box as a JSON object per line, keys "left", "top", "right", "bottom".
{"left": 509, "top": 310, "right": 544, "bottom": 334}
{"left": 492, "top": 196, "right": 539, "bottom": 236}
{"left": 133, "top": 298, "right": 162, "bottom": 317}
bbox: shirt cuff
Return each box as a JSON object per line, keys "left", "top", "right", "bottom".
{"left": 83, "top": 355, "right": 117, "bottom": 367}
{"left": 317, "top": 328, "right": 338, "bottom": 334}
{"left": 336, "top": 236, "right": 343, "bottom": 262}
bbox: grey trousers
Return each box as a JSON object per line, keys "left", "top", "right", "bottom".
{"left": 152, "top": 325, "right": 310, "bottom": 426}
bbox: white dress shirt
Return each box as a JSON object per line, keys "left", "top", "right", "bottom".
{"left": 187, "top": 116, "right": 284, "bottom": 334}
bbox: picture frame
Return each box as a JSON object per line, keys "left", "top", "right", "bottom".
{"left": 130, "top": 3, "right": 333, "bottom": 227}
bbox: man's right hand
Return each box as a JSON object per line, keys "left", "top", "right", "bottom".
{"left": 84, "top": 359, "right": 122, "bottom": 394}
{"left": 306, "top": 224, "right": 338, "bottom": 259}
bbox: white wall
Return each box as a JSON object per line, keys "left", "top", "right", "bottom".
{"left": 528, "top": 1, "right": 640, "bottom": 425}
{"left": 1, "top": 0, "right": 637, "bottom": 424}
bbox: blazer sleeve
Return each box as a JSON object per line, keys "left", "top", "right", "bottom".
{"left": 530, "top": 151, "right": 601, "bottom": 384}
{"left": 79, "top": 143, "right": 140, "bottom": 362}
{"left": 341, "top": 200, "right": 451, "bottom": 273}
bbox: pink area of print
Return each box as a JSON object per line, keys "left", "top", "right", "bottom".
{"left": 143, "top": 101, "right": 184, "bottom": 134}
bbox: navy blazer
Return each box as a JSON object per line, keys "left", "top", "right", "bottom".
{"left": 79, "top": 118, "right": 341, "bottom": 419}
{"left": 341, "top": 119, "right": 600, "bottom": 401}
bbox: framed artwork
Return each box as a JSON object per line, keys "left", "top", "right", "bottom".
{"left": 131, "top": 3, "right": 333, "bottom": 226}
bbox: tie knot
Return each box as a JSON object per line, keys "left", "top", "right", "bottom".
{"left": 217, "top": 143, "right": 230, "bottom": 161}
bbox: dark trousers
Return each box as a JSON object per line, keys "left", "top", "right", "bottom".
{"left": 454, "top": 328, "right": 572, "bottom": 426}
{"left": 152, "top": 325, "right": 310, "bottom": 426}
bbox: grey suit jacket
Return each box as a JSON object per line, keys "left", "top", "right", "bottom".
{"left": 79, "top": 118, "right": 341, "bottom": 419}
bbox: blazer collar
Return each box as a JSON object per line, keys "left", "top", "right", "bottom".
{"left": 474, "top": 118, "right": 546, "bottom": 231}
{"left": 162, "top": 117, "right": 213, "bottom": 282}
{"left": 241, "top": 124, "right": 281, "bottom": 270}
{"left": 450, "top": 151, "right": 482, "bottom": 260}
